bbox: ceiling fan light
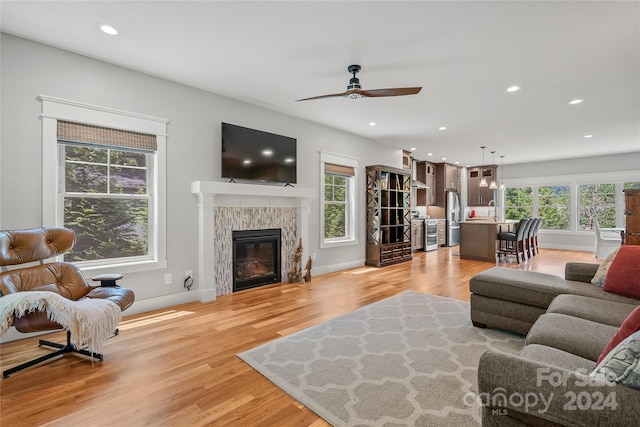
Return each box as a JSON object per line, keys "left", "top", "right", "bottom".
{"left": 346, "top": 93, "right": 362, "bottom": 99}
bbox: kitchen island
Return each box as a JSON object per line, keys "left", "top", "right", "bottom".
{"left": 460, "top": 220, "right": 515, "bottom": 262}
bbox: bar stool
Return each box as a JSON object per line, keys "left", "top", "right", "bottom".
{"left": 497, "top": 218, "right": 532, "bottom": 264}
{"left": 528, "top": 217, "right": 542, "bottom": 256}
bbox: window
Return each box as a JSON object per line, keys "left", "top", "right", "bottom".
{"left": 59, "top": 122, "right": 155, "bottom": 263}
{"left": 578, "top": 184, "right": 616, "bottom": 230}
{"left": 320, "top": 152, "right": 358, "bottom": 247}
{"left": 538, "top": 185, "right": 569, "bottom": 230}
{"left": 324, "top": 173, "right": 348, "bottom": 239}
{"left": 41, "top": 96, "right": 168, "bottom": 272}
{"left": 505, "top": 187, "right": 533, "bottom": 221}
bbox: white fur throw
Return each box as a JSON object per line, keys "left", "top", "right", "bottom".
{"left": 0, "top": 291, "right": 122, "bottom": 354}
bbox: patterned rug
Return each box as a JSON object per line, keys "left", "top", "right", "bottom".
{"left": 238, "top": 291, "right": 524, "bottom": 426}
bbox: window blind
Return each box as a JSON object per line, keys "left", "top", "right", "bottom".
{"left": 325, "top": 163, "right": 355, "bottom": 177}
{"left": 57, "top": 120, "right": 157, "bottom": 151}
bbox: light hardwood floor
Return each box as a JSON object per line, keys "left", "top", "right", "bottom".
{"left": 0, "top": 247, "right": 597, "bottom": 426}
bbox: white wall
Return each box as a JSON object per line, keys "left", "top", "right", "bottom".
{"left": 0, "top": 34, "right": 400, "bottom": 315}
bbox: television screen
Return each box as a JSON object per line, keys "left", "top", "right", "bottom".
{"left": 221, "top": 123, "right": 297, "bottom": 184}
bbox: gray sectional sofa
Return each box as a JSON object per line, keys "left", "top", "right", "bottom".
{"left": 470, "top": 263, "right": 640, "bottom": 425}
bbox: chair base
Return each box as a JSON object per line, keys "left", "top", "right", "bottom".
{"left": 2, "top": 329, "right": 117, "bottom": 378}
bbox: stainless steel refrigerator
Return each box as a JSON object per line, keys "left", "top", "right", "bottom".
{"left": 446, "top": 191, "right": 461, "bottom": 246}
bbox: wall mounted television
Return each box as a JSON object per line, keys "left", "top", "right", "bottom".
{"left": 221, "top": 122, "right": 297, "bottom": 185}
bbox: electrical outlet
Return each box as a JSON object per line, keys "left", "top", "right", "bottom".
{"left": 164, "top": 273, "right": 172, "bottom": 285}
{"left": 185, "top": 270, "right": 193, "bottom": 278}
{"left": 312, "top": 252, "right": 317, "bottom": 261}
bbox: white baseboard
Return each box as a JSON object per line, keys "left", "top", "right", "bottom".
{"left": 125, "top": 290, "right": 201, "bottom": 316}
{"left": 539, "top": 244, "right": 594, "bottom": 253}
{"left": 0, "top": 291, "right": 201, "bottom": 343}
{"left": 313, "top": 258, "right": 366, "bottom": 276}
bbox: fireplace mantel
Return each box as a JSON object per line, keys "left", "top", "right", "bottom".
{"left": 191, "top": 181, "right": 316, "bottom": 301}
{"left": 191, "top": 181, "right": 315, "bottom": 199}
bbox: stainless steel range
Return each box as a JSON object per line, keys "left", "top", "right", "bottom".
{"left": 424, "top": 219, "right": 438, "bottom": 251}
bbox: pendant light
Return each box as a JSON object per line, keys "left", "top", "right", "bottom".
{"left": 489, "top": 151, "right": 498, "bottom": 189}
{"left": 500, "top": 155, "right": 506, "bottom": 190}
{"left": 479, "top": 146, "right": 488, "bottom": 187}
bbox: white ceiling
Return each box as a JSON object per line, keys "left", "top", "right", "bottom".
{"left": 2, "top": 1, "right": 639, "bottom": 166}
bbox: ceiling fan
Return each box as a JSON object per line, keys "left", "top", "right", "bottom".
{"left": 296, "top": 64, "right": 422, "bottom": 102}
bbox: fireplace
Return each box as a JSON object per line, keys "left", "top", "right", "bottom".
{"left": 232, "top": 228, "right": 282, "bottom": 292}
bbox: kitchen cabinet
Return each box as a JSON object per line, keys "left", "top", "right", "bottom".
{"left": 436, "top": 219, "right": 446, "bottom": 246}
{"left": 411, "top": 220, "right": 424, "bottom": 251}
{"left": 366, "top": 165, "right": 412, "bottom": 267}
{"left": 415, "top": 161, "right": 436, "bottom": 206}
{"left": 467, "top": 165, "right": 497, "bottom": 206}
{"left": 402, "top": 150, "right": 412, "bottom": 170}
{"left": 435, "top": 162, "right": 461, "bottom": 207}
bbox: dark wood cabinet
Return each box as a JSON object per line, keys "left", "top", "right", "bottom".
{"left": 416, "top": 161, "right": 436, "bottom": 206}
{"left": 467, "top": 165, "right": 497, "bottom": 206}
{"left": 436, "top": 163, "right": 461, "bottom": 207}
{"left": 366, "top": 165, "right": 412, "bottom": 267}
{"left": 624, "top": 189, "right": 640, "bottom": 245}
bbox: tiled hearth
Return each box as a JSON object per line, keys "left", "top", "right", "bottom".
{"left": 191, "top": 181, "right": 315, "bottom": 300}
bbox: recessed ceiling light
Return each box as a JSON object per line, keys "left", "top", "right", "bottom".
{"left": 243, "top": 159, "right": 251, "bottom": 165}
{"left": 427, "top": 153, "right": 433, "bottom": 156}
{"left": 569, "top": 99, "right": 584, "bottom": 105}
{"left": 465, "top": 164, "right": 471, "bottom": 168}
{"left": 439, "top": 126, "right": 447, "bottom": 131}
{"left": 584, "top": 134, "right": 594, "bottom": 139}
{"left": 410, "top": 147, "right": 416, "bottom": 151}
{"left": 441, "top": 157, "right": 447, "bottom": 161}
{"left": 506, "top": 86, "right": 521, "bottom": 92}
{"left": 262, "top": 149, "right": 273, "bottom": 156}
{"left": 369, "top": 122, "right": 376, "bottom": 126}
{"left": 454, "top": 161, "right": 460, "bottom": 164}
{"left": 99, "top": 24, "right": 119, "bottom": 36}
{"left": 284, "top": 158, "right": 295, "bottom": 163}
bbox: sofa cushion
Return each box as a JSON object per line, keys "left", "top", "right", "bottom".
{"left": 597, "top": 305, "right": 640, "bottom": 364}
{"left": 525, "top": 313, "right": 618, "bottom": 361}
{"left": 547, "top": 294, "right": 637, "bottom": 328}
{"left": 519, "top": 344, "right": 596, "bottom": 372}
{"left": 591, "top": 248, "right": 619, "bottom": 286}
{"left": 592, "top": 330, "right": 640, "bottom": 390}
{"left": 470, "top": 267, "right": 640, "bottom": 309}
{"left": 604, "top": 246, "right": 640, "bottom": 299}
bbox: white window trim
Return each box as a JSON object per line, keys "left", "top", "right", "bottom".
{"left": 40, "top": 95, "right": 169, "bottom": 274}
{"left": 319, "top": 151, "right": 358, "bottom": 248}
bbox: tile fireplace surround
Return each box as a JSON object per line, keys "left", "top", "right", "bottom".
{"left": 191, "top": 181, "right": 316, "bottom": 300}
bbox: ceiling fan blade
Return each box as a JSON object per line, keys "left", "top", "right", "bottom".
{"left": 358, "top": 87, "right": 422, "bottom": 98}
{"left": 295, "top": 91, "right": 350, "bottom": 102}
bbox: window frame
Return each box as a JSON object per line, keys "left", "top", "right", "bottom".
{"left": 319, "top": 151, "right": 358, "bottom": 248}
{"left": 505, "top": 171, "right": 640, "bottom": 235}
{"left": 41, "top": 95, "right": 168, "bottom": 274}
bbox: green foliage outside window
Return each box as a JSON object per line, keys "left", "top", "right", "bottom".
{"left": 324, "top": 174, "right": 347, "bottom": 239}
{"left": 579, "top": 184, "right": 616, "bottom": 230}
{"left": 539, "top": 185, "right": 569, "bottom": 230}
{"left": 62, "top": 144, "right": 150, "bottom": 262}
{"left": 505, "top": 187, "right": 533, "bottom": 220}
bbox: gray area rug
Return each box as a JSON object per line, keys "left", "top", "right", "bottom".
{"left": 238, "top": 291, "right": 524, "bottom": 426}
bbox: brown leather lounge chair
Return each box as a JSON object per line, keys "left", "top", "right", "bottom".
{"left": 0, "top": 227, "right": 135, "bottom": 378}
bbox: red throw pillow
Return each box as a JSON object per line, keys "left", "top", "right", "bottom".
{"left": 603, "top": 246, "right": 640, "bottom": 299}
{"left": 597, "top": 305, "right": 640, "bottom": 364}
